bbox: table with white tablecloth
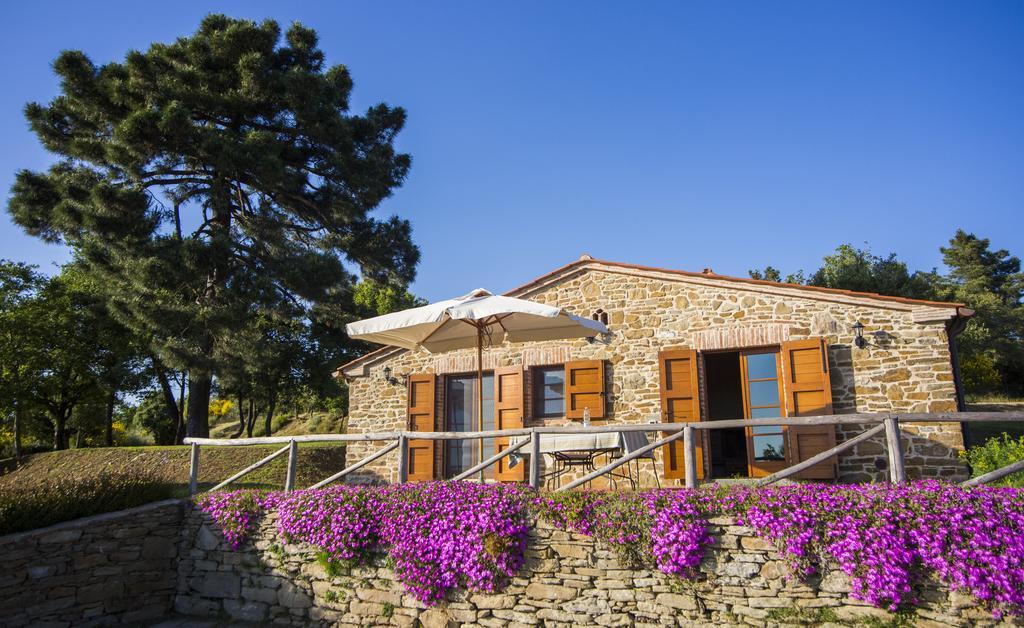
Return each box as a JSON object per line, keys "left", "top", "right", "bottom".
{"left": 508, "top": 430, "right": 651, "bottom": 487}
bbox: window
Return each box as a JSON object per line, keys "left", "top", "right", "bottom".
{"left": 444, "top": 373, "right": 494, "bottom": 479}
{"left": 591, "top": 309, "right": 609, "bottom": 325}
{"left": 742, "top": 351, "right": 785, "bottom": 462}
{"left": 533, "top": 366, "right": 565, "bottom": 417}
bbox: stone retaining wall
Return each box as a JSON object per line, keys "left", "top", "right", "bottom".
{"left": 176, "top": 504, "right": 1017, "bottom": 628}
{"left": 0, "top": 499, "right": 186, "bottom": 627}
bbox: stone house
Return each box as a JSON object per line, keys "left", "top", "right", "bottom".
{"left": 338, "top": 255, "right": 974, "bottom": 486}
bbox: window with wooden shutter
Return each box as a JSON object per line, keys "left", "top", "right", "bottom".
{"left": 780, "top": 338, "right": 838, "bottom": 479}
{"left": 494, "top": 366, "right": 525, "bottom": 482}
{"left": 659, "top": 349, "right": 704, "bottom": 480}
{"left": 564, "top": 360, "right": 606, "bottom": 419}
{"left": 406, "top": 373, "right": 436, "bottom": 482}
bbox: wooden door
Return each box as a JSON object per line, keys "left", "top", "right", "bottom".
{"left": 780, "top": 338, "right": 838, "bottom": 479}
{"left": 565, "top": 360, "right": 606, "bottom": 419}
{"left": 493, "top": 366, "right": 525, "bottom": 482}
{"left": 659, "top": 349, "right": 704, "bottom": 480}
{"left": 406, "top": 374, "right": 436, "bottom": 482}
{"left": 740, "top": 350, "right": 788, "bottom": 478}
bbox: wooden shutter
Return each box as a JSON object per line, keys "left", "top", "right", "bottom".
{"left": 565, "top": 360, "right": 606, "bottom": 419}
{"left": 781, "top": 338, "right": 837, "bottom": 479}
{"left": 406, "top": 374, "right": 436, "bottom": 482}
{"left": 493, "top": 366, "right": 525, "bottom": 482}
{"left": 659, "top": 349, "right": 704, "bottom": 480}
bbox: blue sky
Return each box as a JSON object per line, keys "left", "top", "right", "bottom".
{"left": 1, "top": 1, "right": 1022, "bottom": 301}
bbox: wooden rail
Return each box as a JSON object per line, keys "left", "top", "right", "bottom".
{"left": 184, "top": 411, "right": 1024, "bottom": 495}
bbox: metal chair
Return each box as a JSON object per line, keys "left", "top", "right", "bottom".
{"left": 609, "top": 432, "right": 661, "bottom": 490}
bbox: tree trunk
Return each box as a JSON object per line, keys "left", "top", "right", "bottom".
{"left": 246, "top": 399, "right": 257, "bottom": 438}
{"left": 154, "top": 359, "right": 183, "bottom": 446}
{"left": 230, "top": 395, "right": 246, "bottom": 439}
{"left": 176, "top": 372, "right": 188, "bottom": 444}
{"left": 104, "top": 389, "right": 116, "bottom": 447}
{"left": 13, "top": 404, "right": 23, "bottom": 458}
{"left": 53, "top": 412, "right": 67, "bottom": 450}
{"left": 186, "top": 373, "right": 212, "bottom": 438}
{"left": 264, "top": 393, "right": 277, "bottom": 437}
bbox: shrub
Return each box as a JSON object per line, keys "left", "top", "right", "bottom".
{"left": 0, "top": 467, "right": 177, "bottom": 535}
{"left": 961, "top": 433, "right": 1024, "bottom": 487}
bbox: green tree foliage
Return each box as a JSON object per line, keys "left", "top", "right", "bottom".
{"left": 809, "top": 244, "right": 936, "bottom": 300}
{"left": 7, "top": 15, "right": 418, "bottom": 437}
{"left": 931, "top": 231, "right": 1024, "bottom": 395}
{"left": 0, "top": 262, "right": 44, "bottom": 456}
{"left": 354, "top": 278, "right": 427, "bottom": 316}
{"left": 131, "top": 390, "right": 180, "bottom": 445}
{"left": 748, "top": 266, "right": 807, "bottom": 285}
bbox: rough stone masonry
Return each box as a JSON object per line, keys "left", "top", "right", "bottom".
{"left": 176, "top": 504, "right": 1017, "bottom": 628}
{"left": 0, "top": 499, "right": 185, "bottom": 627}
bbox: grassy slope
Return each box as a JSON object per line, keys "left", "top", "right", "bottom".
{"left": 0, "top": 442, "right": 346, "bottom": 497}
{"left": 964, "top": 402, "right": 1024, "bottom": 448}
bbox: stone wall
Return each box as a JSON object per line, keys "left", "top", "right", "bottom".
{"left": 176, "top": 504, "right": 1015, "bottom": 628}
{"left": 345, "top": 263, "right": 968, "bottom": 485}
{"left": 0, "top": 499, "right": 186, "bottom": 627}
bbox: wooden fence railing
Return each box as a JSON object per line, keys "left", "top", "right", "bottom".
{"left": 183, "top": 411, "right": 1024, "bottom": 495}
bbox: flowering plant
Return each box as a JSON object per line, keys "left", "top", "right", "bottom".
{"left": 196, "top": 480, "right": 1024, "bottom": 616}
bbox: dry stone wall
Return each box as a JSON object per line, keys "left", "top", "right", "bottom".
{"left": 346, "top": 265, "right": 967, "bottom": 485}
{"left": 0, "top": 499, "right": 185, "bottom": 627}
{"left": 176, "top": 505, "right": 1016, "bottom": 628}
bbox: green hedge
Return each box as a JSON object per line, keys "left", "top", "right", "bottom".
{"left": 961, "top": 432, "right": 1024, "bottom": 487}
{"left": 0, "top": 468, "right": 178, "bottom": 535}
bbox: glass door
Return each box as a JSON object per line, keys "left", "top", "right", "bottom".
{"left": 740, "top": 351, "right": 788, "bottom": 477}
{"left": 444, "top": 373, "right": 495, "bottom": 479}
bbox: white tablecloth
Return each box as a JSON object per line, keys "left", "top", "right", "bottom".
{"left": 510, "top": 431, "right": 649, "bottom": 454}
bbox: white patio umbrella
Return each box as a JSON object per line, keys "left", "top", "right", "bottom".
{"left": 346, "top": 289, "right": 608, "bottom": 470}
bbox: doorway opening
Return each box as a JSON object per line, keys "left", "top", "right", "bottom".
{"left": 703, "top": 352, "right": 749, "bottom": 478}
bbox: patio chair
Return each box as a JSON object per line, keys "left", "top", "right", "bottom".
{"left": 609, "top": 432, "right": 661, "bottom": 490}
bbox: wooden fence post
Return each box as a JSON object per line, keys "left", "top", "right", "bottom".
{"left": 884, "top": 415, "right": 907, "bottom": 484}
{"left": 529, "top": 429, "right": 541, "bottom": 490}
{"left": 683, "top": 425, "right": 697, "bottom": 489}
{"left": 284, "top": 439, "right": 298, "bottom": 492}
{"left": 188, "top": 443, "right": 200, "bottom": 496}
{"left": 397, "top": 435, "right": 409, "bottom": 484}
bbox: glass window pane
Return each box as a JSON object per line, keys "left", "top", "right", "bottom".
{"left": 446, "top": 374, "right": 495, "bottom": 479}
{"left": 749, "top": 406, "right": 781, "bottom": 420}
{"left": 536, "top": 367, "right": 565, "bottom": 416}
{"left": 746, "top": 353, "right": 778, "bottom": 380}
{"left": 748, "top": 380, "right": 780, "bottom": 407}
{"left": 753, "top": 435, "right": 786, "bottom": 461}
{"left": 543, "top": 398, "right": 564, "bottom": 415}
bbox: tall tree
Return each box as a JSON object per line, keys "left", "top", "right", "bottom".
{"left": 8, "top": 15, "right": 418, "bottom": 438}
{"left": 933, "top": 231, "right": 1024, "bottom": 395}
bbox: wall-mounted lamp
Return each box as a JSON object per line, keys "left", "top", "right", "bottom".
{"left": 853, "top": 321, "right": 867, "bottom": 349}
{"left": 382, "top": 366, "right": 405, "bottom": 386}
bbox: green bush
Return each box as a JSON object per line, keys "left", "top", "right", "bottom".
{"left": 0, "top": 467, "right": 178, "bottom": 535}
{"left": 961, "top": 432, "right": 1024, "bottom": 487}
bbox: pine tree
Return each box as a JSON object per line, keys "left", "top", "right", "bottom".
{"left": 7, "top": 15, "right": 418, "bottom": 436}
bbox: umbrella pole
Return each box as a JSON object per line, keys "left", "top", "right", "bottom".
{"left": 477, "top": 324, "right": 485, "bottom": 483}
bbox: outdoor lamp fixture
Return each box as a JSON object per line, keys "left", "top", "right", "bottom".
{"left": 382, "top": 366, "right": 405, "bottom": 386}
{"left": 853, "top": 321, "right": 867, "bottom": 349}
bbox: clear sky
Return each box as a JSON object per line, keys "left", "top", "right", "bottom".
{"left": 1, "top": 1, "right": 1022, "bottom": 301}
